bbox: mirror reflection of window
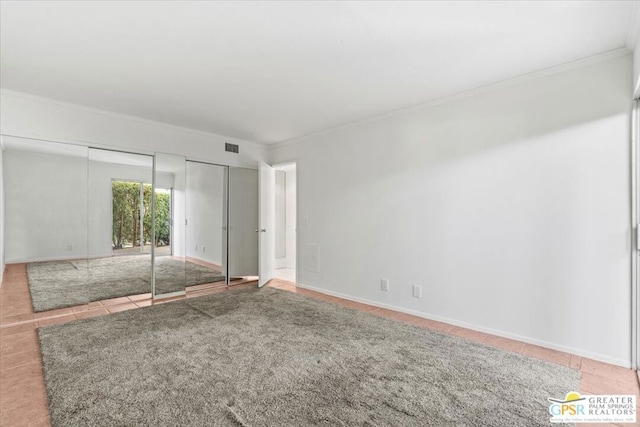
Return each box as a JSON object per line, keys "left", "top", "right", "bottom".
{"left": 87, "top": 148, "right": 154, "bottom": 302}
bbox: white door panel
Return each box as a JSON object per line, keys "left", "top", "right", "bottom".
{"left": 259, "top": 161, "right": 275, "bottom": 287}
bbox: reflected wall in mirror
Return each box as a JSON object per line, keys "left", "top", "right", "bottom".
{"left": 3, "top": 136, "right": 89, "bottom": 311}
{"left": 185, "top": 161, "right": 228, "bottom": 289}
{"left": 153, "top": 153, "right": 186, "bottom": 297}
{"left": 87, "top": 148, "right": 154, "bottom": 302}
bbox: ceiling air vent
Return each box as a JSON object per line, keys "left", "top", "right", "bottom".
{"left": 225, "top": 143, "right": 239, "bottom": 153}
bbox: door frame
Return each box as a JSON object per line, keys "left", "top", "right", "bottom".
{"left": 270, "top": 160, "right": 298, "bottom": 286}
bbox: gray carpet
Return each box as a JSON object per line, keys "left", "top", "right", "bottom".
{"left": 27, "top": 256, "right": 225, "bottom": 312}
{"left": 38, "top": 287, "right": 578, "bottom": 426}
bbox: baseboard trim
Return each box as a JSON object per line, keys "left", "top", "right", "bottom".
{"left": 296, "top": 282, "right": 631, "bottom": 369}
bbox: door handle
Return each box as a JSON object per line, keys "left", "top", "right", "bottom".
{"left": 255, "top": 229, "right": 266, "bottom": 232}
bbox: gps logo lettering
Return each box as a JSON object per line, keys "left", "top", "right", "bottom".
{"left": 549, "top": 392, "right": 585, "bottom": 417}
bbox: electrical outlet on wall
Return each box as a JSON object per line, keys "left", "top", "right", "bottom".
{"left": 412, "top": 284, "right": 422, "bottom": 298}
{"left": 381, "top": 279, "right": 389, "bottom": 291}
{"left": 67, "top": 244, "right": 74, "bottom": 252}
{"left": 195, "top": 244, "right": 198, "bottom": 251}
{"left": 202, "top": 245, "right": 206, "bottom": 253}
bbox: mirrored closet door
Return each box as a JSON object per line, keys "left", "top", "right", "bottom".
{"left": 153, "top": 153, "right": 187, "bottom": 297}
{"left": 184, "top": 161, "right": 229, "bottom": 291}
{"left": 87, "top": 148, "right": 154, "bottom": 302}
{"left": 3, "top": 136, "right": 89, "bottom": 311}
{"left": 2, "top": 136, "right": 260, "bottom": 307}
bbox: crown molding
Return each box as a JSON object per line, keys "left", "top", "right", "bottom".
{"left": 272, "top": 47, "right": 632, "bottom": 149}
{"left": 0, "top": 88, "right": 265, "bottom": 148}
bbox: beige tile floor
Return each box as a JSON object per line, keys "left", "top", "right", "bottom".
{"left": 1, "top": 264, "right": 638, "bottom": 427}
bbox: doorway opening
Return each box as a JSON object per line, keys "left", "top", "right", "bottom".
{"left": 273, "top": 163, "right": 296, "bottom": 283}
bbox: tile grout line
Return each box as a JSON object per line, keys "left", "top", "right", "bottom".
{"left": 1, "top": 286, "right": 245, "bottom": 328}
{"left": 0, "top": 355, "right": 44, "bottom": 373}
{"left": 0, "top": 300, "right": 149, "bottom": 329}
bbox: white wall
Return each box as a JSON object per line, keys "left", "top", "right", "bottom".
{"left": 172, "top": 169, "right": 187, "bottom": 258}
{"left": 635, "top": 48, "right": 639, "bottom": 97}
{"left": 635, "top": 36, "right": 640, "bottom": 97}
{"left": 186, "top": 162, "right": 225, "bottom": 265}
{"left": 0, "top": 89, "right": 268, "bottom": 168}
{"left": 271, "top": 55, "right": 633, "bottom": 367}
{"left": 632, "top": 5, "right": 640, "bottom": 98}
{"left": 634, "top": 22, "right": 640, "bottom": 97}
{"left": 4, "top": 149, "right": 89, "bottom": 263}
{"left": 285, "top": 168, "right": 297, "bottom": 270}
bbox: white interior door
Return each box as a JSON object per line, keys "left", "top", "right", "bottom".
{"left": 259, "top": 161, "right": 275, "bottom": 287}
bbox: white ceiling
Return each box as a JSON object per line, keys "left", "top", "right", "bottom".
{"left": 1, "top": 1, "right": 637, "bottom": 145}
